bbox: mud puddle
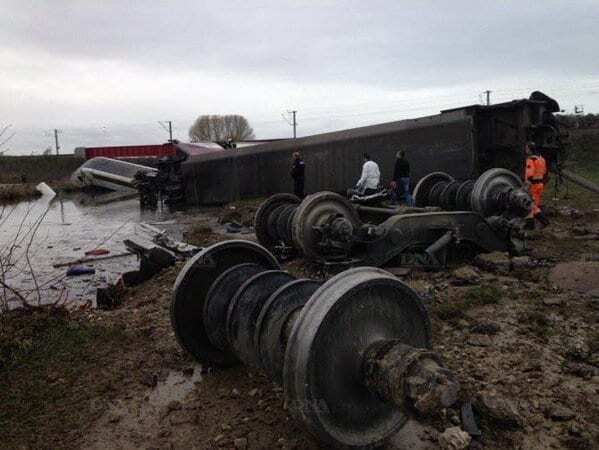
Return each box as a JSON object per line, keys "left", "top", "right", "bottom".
{"left": 82, "top": 367, "right": 203, "bottom": 450}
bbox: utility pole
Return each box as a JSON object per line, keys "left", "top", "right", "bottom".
{"left": 484, "top": 90, "right": 492, "bottom": 106}
{"left": 54, "top": 129, "right": 60, "bottom": 155}
{"left": 291, "top": 110, "right": 297, "bottom": 138}
{"left": 158, "top": 121, "right": 173, "bottom": 142}
{"left": 282, "top": 110, "right": 298, "bottom": 138}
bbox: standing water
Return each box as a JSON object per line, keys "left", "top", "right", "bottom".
{"left": 0, "top": 192, "right": 191, "bottom": 311}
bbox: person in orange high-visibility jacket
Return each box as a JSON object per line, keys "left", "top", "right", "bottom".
{"left": 525, "top": 142, "right": 549, "bottom": 227}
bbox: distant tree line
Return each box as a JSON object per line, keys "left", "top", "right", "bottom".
{"left": 557, "top": 113, "right": 599, "bottom": 129}
{"left": 189, "top": 115, "right": 255, "bottom": 142}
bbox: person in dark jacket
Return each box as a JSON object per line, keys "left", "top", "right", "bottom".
{"left": 390, "top": 150, "right": 414, "bottom": 206}
{"left": 290, "top": 152, "right": 305, "bottom": 198}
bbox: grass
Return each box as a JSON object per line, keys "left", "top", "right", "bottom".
{"left": 545, "top": 130, "right": 599, "bottom": 211}
{"left": 0, "top": 307, "right": 129, "bottom": 449}
{"left": 436, "top": 285, "right": 503, "bottom": 322}
{"left": 0, "top": 155, "right": 82, "bottom": 185}
{"left": 0, "top": 184, "right": 41, "bottom": 204}
{"left": 518, "top": 310, "right": 552, "bottom": 339}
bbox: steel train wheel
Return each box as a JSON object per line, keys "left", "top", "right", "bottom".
{"left": 255, "top": 193, "right": 300, "bottom": 250}
{"left": 226, "top": 270, "right": 296, "bottom": 366}
{"left": 454, "top": 180, "right": 474, "bottom": 211}
{"left": 412, "top": 172, "right": 454, "bottom": 207}
{"left": 470, "top": 168, "right": 524, "bottom": 217}
{"left": 171, "top": 240, "right": 280, "bottom": 367}
{"left": 283, "top": 267, "right": 431, "bottom": 448}
{"left": 254, "top": 279, "right": 321, "bottom": 383}
{"left": 204, "top": 263, "right": 266, "bottom": 362}
{"left": 291, "top": 191, "right": 360, "bottom": 260}
{"left": 439, "top": 180, "right": 461, "bottom": 210}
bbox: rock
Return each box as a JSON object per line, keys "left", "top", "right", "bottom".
{"left": 558, "top": 206, "right": 584, "bottom": 219}
{"left": 587, "top": 289, "right": 599, "bottom": 299}
{"left": 221, "top": 423, "right": 232, "bottom": 431}
{"left": 565, "top": 337, "right": 591, "bottom": 362}
{"left": 451, "top": 266, "right": 479, "bottom": 285}
{"left": 438, "top": 426, "right": 471, "bottom": 450}
{"left": 475, "top": 252, "right": 533, "bottom": 273}
{"left": 140, "top": 372, "right": 158, "bottom": 388}
{"left": 219, "top": 208, "right": 242, "bottom": 224}
{"left": 549, "top": 262, "right": 599, "bottom": 293}
{"left": 166, "top": 400, "right": 182, "bottom": 412}
{"left": 467, "top": 335, "right": 492, "bottom": 347}
{"left": 469, "top": 321, "right": 501, "bottom": 335}
{"left": 543, "top": 296, "right": 564, "bottom": 306}
{"left": 169, "top": 410, "right": 194, "bottom": 425}
{"left": 549, "top": 405, "right": 575, "bottom": 421}
{"left": 568, "top": 423, "right": 582, "bottom": 436}
{"left": 562, "top": 361, "right": 598, "bottom": 379}
{"left": 512, "top": 256, "right": 532, "bottom": 268}
{"left": 474, "top": 252, "right": 511, "bottom": 273}
{"left": 107, "top": 411, "right": 122, "bottom": 423}
{"left": 214, "top": 434, "right": 225, "bottom": 444}
{"left": 476, "top": 389, "right": 522, "bottom": 429}
{"left": 233, "top": 437, "right": 248, "bottom": 449}
{"left": 231, "top": 388, "right": 240, "bottom": 398}
{"left": 387, "top": 267, "right": 412, "bottom": 277}
{"left": 248, "top": 388, "right": 259, "bottom": 397}
{"left": 571, "top": 226, "right": 593, "bottom": 236}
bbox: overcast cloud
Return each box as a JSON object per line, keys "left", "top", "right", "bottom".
{"left": 1, "top": 0, "right": 599, "bottom": 154}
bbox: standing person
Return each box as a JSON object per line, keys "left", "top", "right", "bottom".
{"left": 525, "top": 142, "right": 549, "bottom": 227}
{"left": 290, "top": 152, "right": 305, "bottom": 198}
{"left": 390, "top": 150, "right": 414, "bottom": 206}
{"left": 355, "top": 153, "right": 380, "bottom": 195}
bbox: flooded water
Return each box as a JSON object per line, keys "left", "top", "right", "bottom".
{"left": 0, "top": 191, "right": 196, "bottom": 310}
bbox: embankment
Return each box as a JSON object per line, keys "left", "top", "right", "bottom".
{"left": 0, "top": 154, "right": 82, "bottom": 185}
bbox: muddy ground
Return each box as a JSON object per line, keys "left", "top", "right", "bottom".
{"left": 3, "top": 191, "right": 599, "bottom": 450}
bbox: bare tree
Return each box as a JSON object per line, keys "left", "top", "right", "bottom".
{"left": 189, "top": 115, "right": 255, "bottom": 142}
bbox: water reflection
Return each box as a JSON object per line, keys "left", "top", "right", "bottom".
{"left": 0, "top": 192, "right": 187, "bottom": 310}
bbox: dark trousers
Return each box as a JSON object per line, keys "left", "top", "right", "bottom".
{"left": 294, "top": 178, "right": 305, "bottom": 198}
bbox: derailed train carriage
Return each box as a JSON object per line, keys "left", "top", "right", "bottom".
{"left": 175, "top": 91, "right": 564, "bottom": 205}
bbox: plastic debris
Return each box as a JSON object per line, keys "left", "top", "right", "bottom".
{"left": 66, "top": 265, "right": 96, "bottom": 276}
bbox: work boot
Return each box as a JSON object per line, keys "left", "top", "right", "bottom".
{"left": 525, "top": 218, "right": 535, "bottom": 230}
{"left": 535, "top": 211, "right": 550, "bottom": 228}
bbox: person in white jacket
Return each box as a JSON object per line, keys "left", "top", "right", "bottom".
{"left": 355, "top": 153, "right": 381, "bottom": 195}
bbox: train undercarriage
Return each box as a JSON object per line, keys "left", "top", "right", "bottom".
{"left": 254, "top": 168, "right": 534, "bottom": 268}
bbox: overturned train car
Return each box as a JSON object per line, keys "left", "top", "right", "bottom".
{"left": 176, "top": 92, "right": 564, "bottom": 205}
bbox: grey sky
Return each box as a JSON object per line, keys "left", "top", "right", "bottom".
{"left": 2, "top": 0, "right": 599, "bottom": 154}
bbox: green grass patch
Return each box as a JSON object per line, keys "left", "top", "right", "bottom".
{"left": 0, "top": 308, "right": 129, "bottom": 449}
{"left": 518, "top": 310, "right": 552, "bottom": 339}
